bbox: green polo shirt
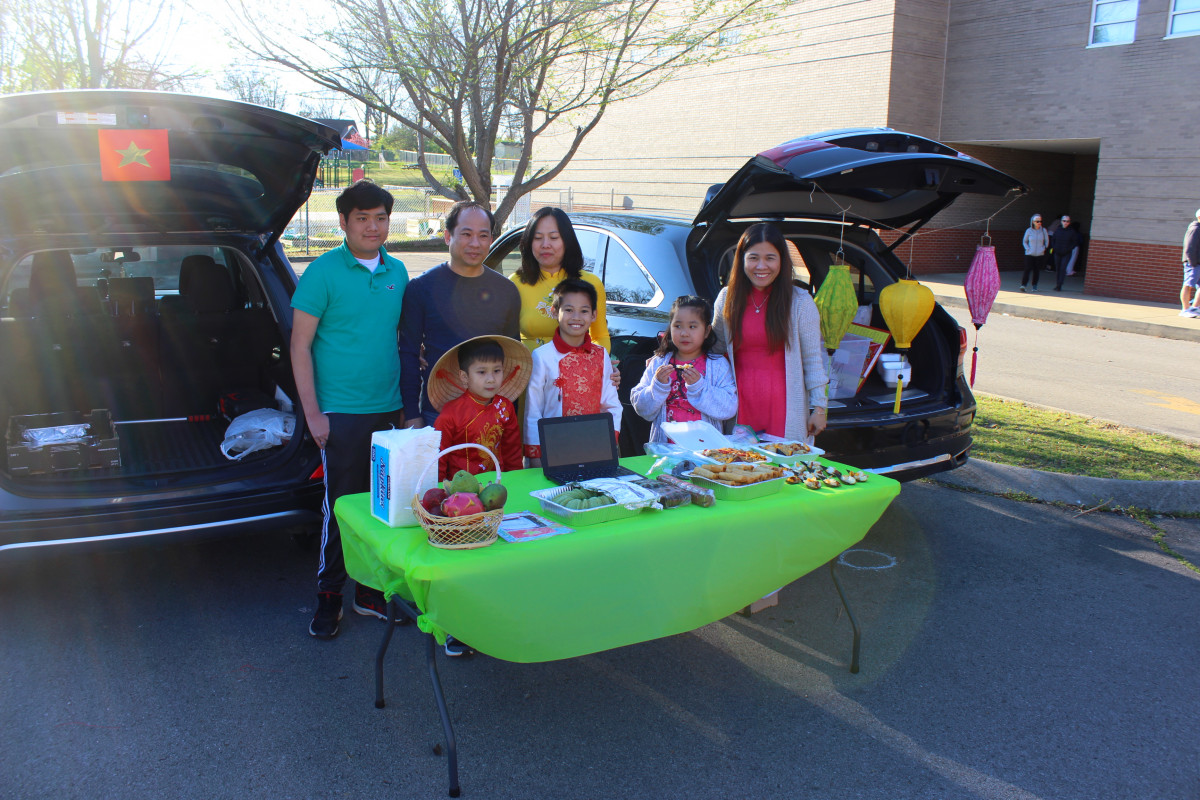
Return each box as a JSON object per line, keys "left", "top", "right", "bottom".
{"left": 291, "top": 241, "right": 408, "bottom": 414}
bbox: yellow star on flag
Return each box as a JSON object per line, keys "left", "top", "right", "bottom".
{"left": 115, "top": 141, "right": 153, "bottom": 168}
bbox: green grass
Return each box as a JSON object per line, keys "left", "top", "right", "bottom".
{"left": 970, "top": 395, "right": 1200, "bottom": 482}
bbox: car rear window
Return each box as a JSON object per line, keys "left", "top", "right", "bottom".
{"left": 2, "top": 246, "right": 235, "bottom": 314}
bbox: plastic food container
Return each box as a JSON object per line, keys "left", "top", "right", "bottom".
{"left": 750, "top": 440, "right": 825, "bottom": 463}
{"left": 875, "top": 354, "right": 912, "bottom": 388}
{"left": 632, "top": 478, "right": 692, "bottom": 509}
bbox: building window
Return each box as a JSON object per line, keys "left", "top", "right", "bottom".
{"left": 1168, "top": 0, "right": 1200, "bottom": 36}
{"left": 1089, "top": 0, "right": 1138, "bottom": 45}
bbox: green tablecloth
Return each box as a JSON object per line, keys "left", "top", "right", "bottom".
{"left": 337, "top": 456, "right": 899, "bottom": 663}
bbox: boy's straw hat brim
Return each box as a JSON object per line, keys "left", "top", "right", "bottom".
{"left": 427, "top": 335, "right": 533, "bottom": 412}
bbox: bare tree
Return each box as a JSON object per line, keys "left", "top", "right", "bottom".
{"left": 0, "top": 0, "right": 193, "bottom": 93}
{"left": 218, "top": 67, "right": 290, "bottom": 109}
{"left": 228, "top": 0, "right": 779, "bottom": 227}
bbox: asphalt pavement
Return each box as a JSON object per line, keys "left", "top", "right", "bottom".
{"left": 2, "top": 482, "right": 1197, "bottom": 799}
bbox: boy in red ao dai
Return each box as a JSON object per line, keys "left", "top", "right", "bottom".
{"left": 430, "top": 337, "right": 529, "bottom": 480}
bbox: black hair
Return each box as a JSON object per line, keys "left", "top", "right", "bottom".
{"left": 445, "top": 200, "right": 496, "bottom": 234}
{"left": 457, "top": 338, "right": 505, "bottom": 371}
{"left": 516, "top": 207, "right": 584, "bottom": 285}
{"left": 550, "top": 277, "right": 597, "bottom": 311}
{"left": 655, "top": 295, "right": 718, "bottom": 357}
{"left": 335, "top": 180, "right": 394, "bottom": 216}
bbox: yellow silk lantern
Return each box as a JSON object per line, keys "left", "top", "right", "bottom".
{"left": 814, "top": 263, "right": 858, "bottom": 355}
{"left": 878, "top": 279, "right": 935, "bottom": 413}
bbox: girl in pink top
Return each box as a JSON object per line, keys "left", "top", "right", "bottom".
{"left": 712, "top": 223, "right": 829, "bottom": 442}
{"left": 630, "top": 295, "right": 738, "bottom": 443}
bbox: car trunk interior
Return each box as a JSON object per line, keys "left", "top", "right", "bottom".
{"left": 0, "top": 246, "right": 296, "bottom": 483}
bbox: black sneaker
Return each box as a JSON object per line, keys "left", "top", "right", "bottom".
{"left": 443, "top": 635, "right": 475, "bottom": 658}
{"left": 352, "top": 585, "right": 388, "bottom": 620}
{"left": 309, "top": 591, "right": 343, "bottom": 639}
{"left": 353, "top": 585, "right": 412, "bottom": 624}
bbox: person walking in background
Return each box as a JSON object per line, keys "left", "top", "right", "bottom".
{"left": 1050, "top": 214, "right": 1081, "bottom": 291}
{"left": 1019, "top": 214, "right": 1049, "bottom": 292}
{"left": 1180, "top": 209, "right": 1200, "bottom": 318}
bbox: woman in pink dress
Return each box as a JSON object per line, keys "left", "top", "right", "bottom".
{"left": 712, "top": 223, "right": 828, "bottom": 442}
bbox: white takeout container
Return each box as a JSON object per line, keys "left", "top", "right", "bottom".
{"left": 875, "top": 355, "right": 912, "bottom": 388}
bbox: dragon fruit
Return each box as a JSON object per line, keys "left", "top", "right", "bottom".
{"left": 440, "top": 492, "right": 485, "bottom": 518}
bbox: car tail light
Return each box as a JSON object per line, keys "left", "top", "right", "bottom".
{"left": 309, "top": 464, "right": 324, "bottom": 481}
{"left": 957, "top": 325, "right": 968, "bottom": 370}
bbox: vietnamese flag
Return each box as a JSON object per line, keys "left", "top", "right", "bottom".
{"left": 98, "top": 129, "right": 171, "bottom": 181}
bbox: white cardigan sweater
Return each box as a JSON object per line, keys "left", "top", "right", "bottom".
{"left": 630, "top": 352, "right": 739, "bottom": 444}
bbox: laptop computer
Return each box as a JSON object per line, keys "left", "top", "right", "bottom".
{"left": 537, "top": 413, "right": 642, "bottom": 484}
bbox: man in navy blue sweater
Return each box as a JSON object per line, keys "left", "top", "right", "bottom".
{"left": 399, "top": 201, "right": 521, "bottom": 427}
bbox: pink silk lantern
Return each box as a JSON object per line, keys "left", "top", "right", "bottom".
{"left": 963, "top": 243, "right": 1000, "bottom": 386}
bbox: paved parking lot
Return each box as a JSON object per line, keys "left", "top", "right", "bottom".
{"left": 3, "top": 483, "right": 1197, "bottom": 799}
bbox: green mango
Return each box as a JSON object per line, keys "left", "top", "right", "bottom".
{"left": 448, "top": 470, "right": 481, "bottom": 495}
{"left": 479, "top": 482, "right": 507, "bottom": 511}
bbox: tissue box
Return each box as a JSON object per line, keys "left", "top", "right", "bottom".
{"left": 370, "top": 428, "right": 442, "bottom": 527}
{"left": 875, "top": 354, "right": 912, "bottom": 388}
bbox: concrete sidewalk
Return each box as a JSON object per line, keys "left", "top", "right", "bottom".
{"left": 920, "top": 269, "right": 1200, "bottom": 343}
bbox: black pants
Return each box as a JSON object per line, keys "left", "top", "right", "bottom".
{"left": 317, "top": 409, "right": 405, "bottom": 593}
{"left": 1054, "top": 250, "right": 1074, "bottom": 290}
{"left": 1021, "top": 254, "right": 1045, "bottom": 287}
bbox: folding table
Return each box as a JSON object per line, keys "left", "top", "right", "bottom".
{"left": 337, "top": 455, "right": 900, "bottom": 796}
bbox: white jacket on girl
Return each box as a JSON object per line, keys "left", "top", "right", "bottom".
{"left": 630, "top": 352, "right": 738, "bottom": 444}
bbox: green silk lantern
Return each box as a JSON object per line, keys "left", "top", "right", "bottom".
{"left": 814, "top": 263, "right": 858, "bottom": 355}
{"left": 878, "top": 279, "right": 935, "bottom": 413}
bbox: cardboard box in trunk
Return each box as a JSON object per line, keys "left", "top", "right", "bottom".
{"left": 6, "top": 409, "right": 121, "bottom": 476}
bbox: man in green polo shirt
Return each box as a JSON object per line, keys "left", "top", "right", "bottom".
{"left": 291, "top": 180, "right": 408, "bottom": 639}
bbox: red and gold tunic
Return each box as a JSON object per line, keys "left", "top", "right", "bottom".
{"left": 434, "top": 391, "right": 523, "bottom": 481}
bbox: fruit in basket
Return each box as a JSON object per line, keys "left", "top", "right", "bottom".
{"left": 441, "top": 492, "right": 485, "bottom": 517}
{"left": 421, "top": 487, "right": 449, "bottom": 513}
{"left": 446, "top": 470, "right": 482, "bottom": 495}
{"left": 478, "top": 481, "right": 507, "bottom": 511}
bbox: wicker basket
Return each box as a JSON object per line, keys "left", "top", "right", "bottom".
{"left": 412, "top": 443, "right": 504, "bottom": 550}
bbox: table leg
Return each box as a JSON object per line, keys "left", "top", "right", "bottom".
{"left": 829, "top": 560, "right": 861, "bottom": 674}
{"left": 425, "top": 633, "right": 461, "bottom": 797}
{"left": 374, "top": 598, "right": 400, "bottom": 709}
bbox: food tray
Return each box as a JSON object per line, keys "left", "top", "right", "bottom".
{"left": 750, "top": 440, "right": 825, "bottom": 463}
{"left": 530, "top": 486, "right": 645, "bottom": 527}
{"left": 686, "top": 472, "right": 785, "bottom": 501}
{"left": 693, "top": 447, "right": 770, "bottom": 465}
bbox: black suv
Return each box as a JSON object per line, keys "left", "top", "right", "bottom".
{"left": 487, "top": 129, "right": 1027, "bottom": 480}
{"left": 0, "top": 90, "right": 340, "bottom": 553}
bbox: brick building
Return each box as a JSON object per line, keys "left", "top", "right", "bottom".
{"left": 533, "top": 0, "right": 1200, "bottom": 303}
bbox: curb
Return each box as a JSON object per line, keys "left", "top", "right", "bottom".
{"left": 933, "top": 293, "right": 1200, "bottom": 344}
{"left": 927, "top": 459, "right": 1200, "bottom": 514}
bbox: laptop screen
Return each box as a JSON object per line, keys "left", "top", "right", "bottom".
{"left": 539, "top": 415, "right": 617, "bottom": 468}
